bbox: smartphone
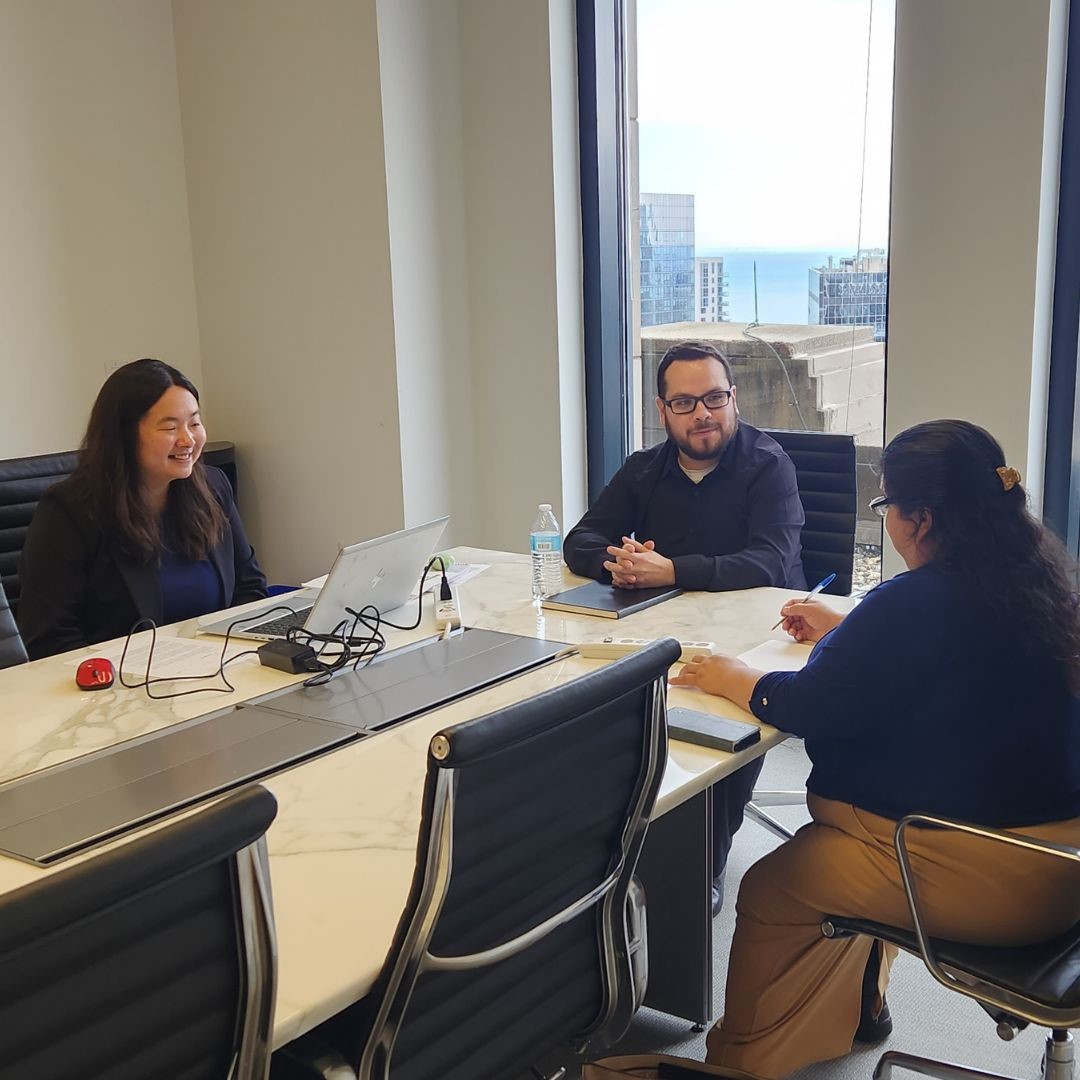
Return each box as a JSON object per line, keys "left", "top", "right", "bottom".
{"left": 667, "top": 707, "right": 761, "bottom": 753}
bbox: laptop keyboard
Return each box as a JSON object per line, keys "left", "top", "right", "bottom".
{"left": 246, "top": 608, "right": 313, "bottom": 637}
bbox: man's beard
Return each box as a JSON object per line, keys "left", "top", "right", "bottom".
{"left": 668, "top": 420, "right": 736, "bottom": 462}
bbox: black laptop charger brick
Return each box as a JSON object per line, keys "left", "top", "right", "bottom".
{"left": 257, "top": 640, "right": 318, "bottom": 674}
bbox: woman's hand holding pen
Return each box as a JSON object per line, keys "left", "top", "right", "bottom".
{"left": 779, "top": 598, "right": 845, "bottom": 643}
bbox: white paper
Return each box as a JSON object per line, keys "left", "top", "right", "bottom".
{"left": 737, "top": 638, "right": 814, "bottom": 672}
{"left": 69, "top": 636, "right": 256, "bottom": 680}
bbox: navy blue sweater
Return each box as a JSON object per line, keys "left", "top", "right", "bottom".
{"left": 564, "top": 424, "right": 806, "bottom": 591}
{"left": 751, "top": 563, "right": 1080, "bottom": 826}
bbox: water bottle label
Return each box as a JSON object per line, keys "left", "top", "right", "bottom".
{"left": 530, "top": 534, "right": 562, "bottom": 554}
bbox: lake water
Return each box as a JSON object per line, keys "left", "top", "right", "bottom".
{"left": 714, "top": 250, "right": 849, "bottom": 325}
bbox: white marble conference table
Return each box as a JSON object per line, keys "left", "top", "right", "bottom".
{"left": 0, "top": 548, "right": 851, "bottom": 1049}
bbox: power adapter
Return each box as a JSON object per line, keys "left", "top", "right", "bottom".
{"left": 258, "top": 639, "right": 318, "bottom": 674}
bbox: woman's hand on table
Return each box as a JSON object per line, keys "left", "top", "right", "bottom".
{"left": 779, "top": 597, "right": 845, "bottom": 643}
{"left": 669, "top": 653, "right": 763, "bottom": 712}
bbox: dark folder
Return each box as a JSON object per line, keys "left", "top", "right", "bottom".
{"left": 540, "top": 581, "right": 681, "bottom": 619}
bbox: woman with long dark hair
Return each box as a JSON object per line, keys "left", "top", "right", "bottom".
{"left": 670, "top": 419, "right": 1080, "bottom": 1079}
{"left": 18, "top": 359, "right": 266, "bottom": 659}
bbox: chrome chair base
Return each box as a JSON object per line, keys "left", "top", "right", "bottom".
{"left": 872, "top": 1031, "right": 1074, "bottom": 1080}
{"left": 1045, "top": 1030, "right": 1076, "bottom": 1080}
{"left": 744, "top": 798, "right": 796, "bottom": 842}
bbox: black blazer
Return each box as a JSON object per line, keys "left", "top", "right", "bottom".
{"left": 17, "top": 466, "right": 267, "bottom": 660}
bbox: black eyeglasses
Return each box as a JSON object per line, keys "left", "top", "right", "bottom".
{"left": 661, "top": 388, "right": 734, "bottom": 415}
{"left": 869, "top": 495, "right": 894, "bottom": 519}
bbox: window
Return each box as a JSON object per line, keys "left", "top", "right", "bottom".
{"left": 629, "top": 0, "right": 895, "bottom": 588}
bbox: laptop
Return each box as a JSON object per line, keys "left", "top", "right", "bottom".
{"left": 198, "top": 517, "right": 449, "bottom": 641}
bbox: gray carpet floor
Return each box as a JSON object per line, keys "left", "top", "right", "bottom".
{"left": 533, "top": 739, "right": 1048, "bottom": 1080}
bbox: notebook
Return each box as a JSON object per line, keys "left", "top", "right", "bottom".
{"left": 540, "top": 581, "right": 681, "bottom": 619}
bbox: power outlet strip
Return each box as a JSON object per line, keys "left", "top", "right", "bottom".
{"left": 434, "top": 594, "right": 462, "bottom": 631}
{"left": 576, "top": 637, "right": 715, "bottom": 663}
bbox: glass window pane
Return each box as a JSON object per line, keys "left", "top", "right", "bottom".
{"left": 630, "top": 0, "right": 895, "bottom": 590}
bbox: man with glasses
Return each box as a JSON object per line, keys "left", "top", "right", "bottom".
{"left": 564, "top": 339, "right": 806, "bottom": 913}
{"left": 565, "top": 339, "right": 805, "bottom": 593}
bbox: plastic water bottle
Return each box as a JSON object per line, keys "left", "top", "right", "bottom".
{"left": 530, "top": 503, "right": 563, "bottom": 599}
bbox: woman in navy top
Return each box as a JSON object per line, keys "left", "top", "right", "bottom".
{"left": 19, "top": 359, "right": 267, "bottom": 658}
{"left": 671, "top": 420, "right": 1080, "bottom": 1079}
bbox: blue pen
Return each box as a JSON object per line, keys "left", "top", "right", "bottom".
{"left": 771, "top": 572, "right": 837, "bottom": 631}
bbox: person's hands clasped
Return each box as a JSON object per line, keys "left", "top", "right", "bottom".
{"left": 779, "top": 597, "right": 845, "bottom": 643}
{"left": 603, "top": 536, "right": 676, "bottom": 589}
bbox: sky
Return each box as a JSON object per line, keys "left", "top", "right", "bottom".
{"left": 636, "top": 0, "right": 896, "bottom": 252}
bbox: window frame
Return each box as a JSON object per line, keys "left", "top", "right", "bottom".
{"left": 1043, "top": 0, "right": 1080, "bottom": 558}
{"left": 577, "top": 0, "right": 632, "bottom": 503}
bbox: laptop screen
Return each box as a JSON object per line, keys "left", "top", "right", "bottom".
{"left": 305, "top": 517, "right": 449, "bottom": 634}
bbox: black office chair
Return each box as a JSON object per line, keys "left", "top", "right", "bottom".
{"left": 273, "top": 638, "right": 681, "bottom": 1080}
{"left": 764, "top": 428, "right": 857, "bottom": 597}
{"left": 745, "top": 430, "right": 858, "bottom": 842}
{"left": 0, "top": 449, "right": 80, "bottom": 617}
{"left": 0, "top": 784, "right": 279, "bottom": 1080}
{"left": 0, "top": 579, "right": 27, "bottom": 669}
{"left": 822, "top": 814, "right": 1080, "bottom": 1080}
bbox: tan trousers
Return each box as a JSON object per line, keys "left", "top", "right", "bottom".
{"left": 705, "top": 794, "right": 1080, "bottom": 1079}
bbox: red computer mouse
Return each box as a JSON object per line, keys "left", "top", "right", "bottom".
{"left": 76, "top": 657, "right": 115, "bottom": 691}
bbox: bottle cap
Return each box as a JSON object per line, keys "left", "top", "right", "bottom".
{"left": 539, "top": 503, "right": 552, "bottom": 510}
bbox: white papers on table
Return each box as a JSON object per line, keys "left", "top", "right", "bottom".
{"left": 68, "top": 636, "right": 257, "bottom": 680}
{"left": 737, "top": 638, "right": 813, "bottom": 672}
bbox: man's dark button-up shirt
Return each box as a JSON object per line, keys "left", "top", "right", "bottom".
{"left": 563, "top": 423, "right": 806, "bottom": 592}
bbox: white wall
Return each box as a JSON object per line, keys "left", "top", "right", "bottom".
{"left": 459, "top": 0, "right": 586, "bottom": 552}
{"left": 376, "top": 0, "right": 479, "bottom": 546}
{"left": 548, "top": 0, "right": 589, "bottom": 540}
{"left": 1028, "top": 0, "right": 1071, "bottom": 517}
{"left": 0, "top": 0, "right": 202, "bottom": 458}
{"left": 173, "top": 0, "right": 405, "bottom": 584}
{"left": 375, "top": 0, "right": 586, "bottom": 555}
{"left": 172, "top": 0, "right": 585, "bottom": 579}
{"left": 884, "top": 0, "right": 1057, "bottom": 569}
{"left": 0, "top": 0, "right": 585, "bottom": 581}
{"left": 884, "top": 0, "right": 1060, "bottom": 573}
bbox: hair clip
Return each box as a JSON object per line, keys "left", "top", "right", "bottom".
{"left": 996, "top": 466, "right": 1021, "bottom": 491}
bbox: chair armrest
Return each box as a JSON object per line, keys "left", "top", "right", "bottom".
{"left": 893, "top": 814, "right": 1080, "bottom": 1021}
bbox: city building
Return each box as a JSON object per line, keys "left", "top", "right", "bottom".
{"left": 639, "top": 193, "right": 694, "bottom": 327}
{"left": 808, "top": 249, "right": 889, "bottom": 341}
{"left": 694, "top": 257, "right": 729, "bottom": 322}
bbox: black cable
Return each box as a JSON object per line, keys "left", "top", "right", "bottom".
{"left": 285, "top": 613, "right": 385, "bottom": 686}
{"left": 742, "top": 323, "right": 809, "bottom": 429}
{"left": 118, "top": 556, "right": 449, "bottom": 695}
{"left": 289, "top": 556, "right": 446, "bottom": 685}
{"left": 117, "top": 605, "right": 300, "bottom": 699}
{"left": 367, "top": 556, "right": 443, "bottom": 630}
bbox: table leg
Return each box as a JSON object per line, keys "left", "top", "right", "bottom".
{"left": 636, "top": 786, "right": 714, "bottom": 1026}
